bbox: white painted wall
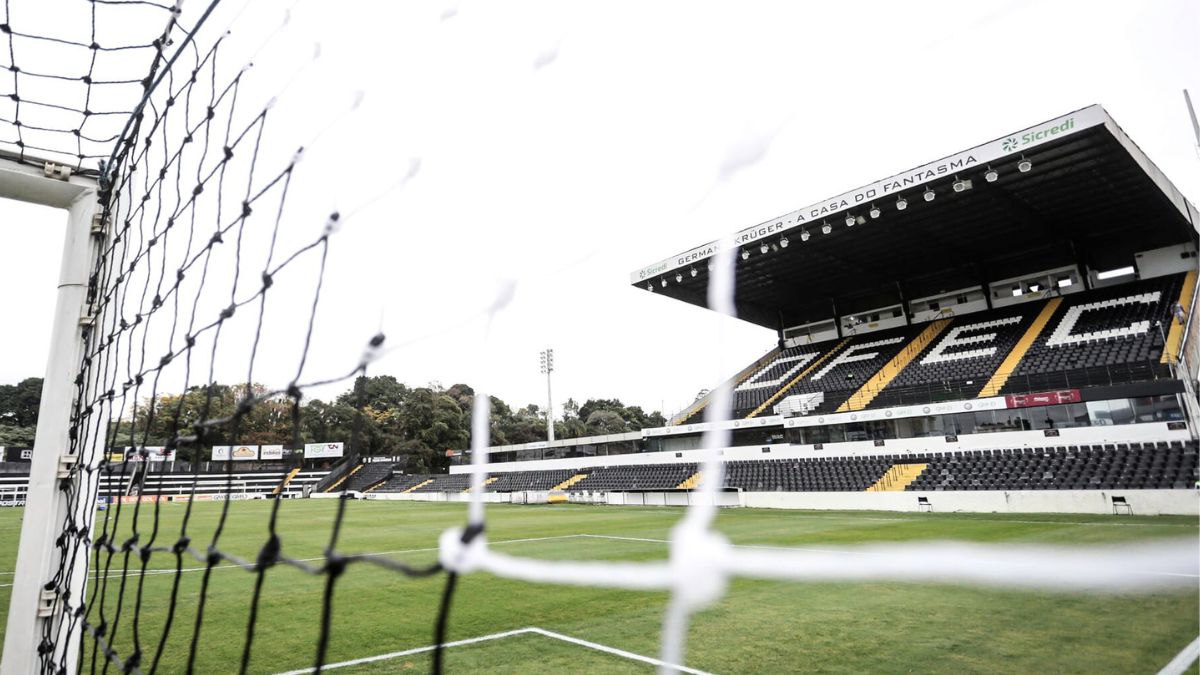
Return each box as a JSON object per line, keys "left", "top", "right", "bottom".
{"left": 740, "top": 489, "right": 1198, "bottom": 516}
{"left": 1135, "top": 243, "right": 1198, "bottom": 280}
{"left": 450, "top": 421, "right": 1192, "bottom": 475}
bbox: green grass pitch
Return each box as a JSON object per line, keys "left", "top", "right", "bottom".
{"left": 1, "top": 501, "right": 1196, "bottom": 673}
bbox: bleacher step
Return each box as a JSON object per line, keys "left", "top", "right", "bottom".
{"left": 747, "top": 337, "right": 851, "bottom": 419}
{"left": 402, "top": 478, "right": 434, "bottom": 494}
{"left": 463, "top": 476, "right": 499, "bottom": 493}
{"left": 866, "top": 463, "right": 928, "bottom": 492}
{"left": 324, "top": 464, "right": 362, "bottom": 493}
{"left": 552, "top": 473, "right": 588, "bottom": 491}
{"left": 272, "top": 467, "right": 301, "bottom": 495}
{"left": 837, "top": 320, "right": 950, "bottom": 412}
{"left": 1161, "top": 269, "right": 1197, "bottom": 365}
{"left": 977, "top": 297, "right": 1062, "bottom": 397}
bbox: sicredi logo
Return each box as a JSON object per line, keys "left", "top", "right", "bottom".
{"left": 1004, "top": 117, "right": 1075, "bottom": 153}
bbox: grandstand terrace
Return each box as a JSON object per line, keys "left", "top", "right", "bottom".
{"left": 410, "top": 104, "right": 1198, "bottom": 516}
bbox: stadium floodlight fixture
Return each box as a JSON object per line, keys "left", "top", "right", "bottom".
{"left": 869, "top": 204, "right": 881, "bottom": 219}
{"left": 923, "top": 186, "right": 936, "bottom": 202}
{"left": 820, "top": 221, "right": 832, "bottom": 235}
{"left": 1018, "top": 155, "right": 1032, "bottom": 172}
{"left": 952, "top": 176, "right": 966, "bottom": 192}
{"left": 896, "top": 196, "right": 908, "bottom": 211}
{"left": 984, "top": 165, "right": 998, "bottom": 182}
{"left": 844, "top": 214, "right": 855, "bottom": 227}
{"left": 646, "top": 281, "right": 654, "bottom": 291}
{"left": 779, "top": 235, "right": 789, "bottom": 248}
{"left": 760, "top": 241, "right": 769, "bottom": 254}
{"left": 661, "top": 277, "right": 668, "bottom": 287}
{"left": 675, "top": 272, "right": 683, "bottom": 283}
{"left": 690, "top": 266, "right": 698, "bottom": 277}
{"left": 800, "top": 228, "right": 810, "bottom": 242}
{"left": 741, "top": 248, "right": 750, "bottom": 260}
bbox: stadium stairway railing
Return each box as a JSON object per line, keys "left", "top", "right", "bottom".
{"left": 866, "top": 463, "right": 928, "bottom": 492}
{"left": 978, "top": 297, "right": 1063, "bottom": 397}
{"left": 838, "top": 320, "right": 950, "bottom": 412}
{"left": 272, "top": 467, "right": 302, "bottom": 495}
{"left": 746, "top": 338, "right": 852, "bottom": 418}
{"left": 324, "top": 464, "right": 362, "bottom": 493}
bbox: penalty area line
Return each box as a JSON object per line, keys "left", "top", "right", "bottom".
{"left": 272, "top": 626, "right": 711, "bottom": 675}
{"left": 1157, "top": 635, "right": 1200, "bottom": 675}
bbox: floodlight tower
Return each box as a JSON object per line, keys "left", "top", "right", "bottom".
{"left": 539, "top": 348, "right": 555, "bottom": 442}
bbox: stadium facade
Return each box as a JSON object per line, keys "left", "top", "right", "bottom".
{"left": 420, "top": 104, "right": 1199, "bottom": 515}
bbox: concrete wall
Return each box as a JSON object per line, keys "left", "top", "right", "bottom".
{"left": 740, "top": 489, "right": 1198, "bottom": 515}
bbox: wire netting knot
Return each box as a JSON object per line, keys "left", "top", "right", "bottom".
{"left": 256, "top": 534, "right": 281, "bottom": 570}
{"left": 324, "top": 552, "right": 347, "bottom": 578}
{"left": 206, "top": 547, "right": 222, "bottom": 567}
{"left": 173, "top": 536, "right": 190, "bottom": 554}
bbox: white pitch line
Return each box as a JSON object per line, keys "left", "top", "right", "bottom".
{"left": 272, "top": 626, "right": 708, "bottom": 675}
{"left": 525, "top": 626, "right": 712, "bottom": 674}
{"left": 1158, "top": 635, "right": 1200, "bottom": 675}
{"left": 0, "top": 534, "right": 593, "bottom": 589}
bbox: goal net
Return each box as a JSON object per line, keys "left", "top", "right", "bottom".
{"left": 2, "top": 2, "right": 1196, "bottom": 675}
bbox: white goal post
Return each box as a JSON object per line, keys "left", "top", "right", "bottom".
{"left": 0, "top": 153, "right": 101, "bottom": 675}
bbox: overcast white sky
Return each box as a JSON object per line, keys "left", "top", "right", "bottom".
{"left": 1, "top": 0, "right": 1198, "bottom": 420}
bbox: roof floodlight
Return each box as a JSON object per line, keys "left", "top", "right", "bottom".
{"left": 1018, "top": 155, "right": 1032, "bottom": 172}
{"left": 952, "top": 176, "right": 966, "bottom": 192}
{"left": 923, "top": 186, "right": 936, "bottom": 202}
{"left": 800, "top": 229, "right": 810, "bottom": 242}
{"left": 844, "top": 214, "right": 855, "bottom": 227}
{"left": 661, "top": 277, "right": 668, "bottom": 287}
{"left": 821, "top": 221, "right": 832, "bottom": 235}
{"left": 984, "top": 166, "right": 998, "bottom": 182}
{"left": 896, "top": 196, "right": 908, "bottom": 211}
{"left": 869, "top": 204, "right": 881, "bottom": 219}
{"left": 690, "top": 267, "right": 698, "bottom": 277}
{"left": 760, "top": 241, "right": 769, "bottom": 254}
{"left": 646, "top": 282, "right": 653, "bottom": 291}
{"left": 779, "top": 235, "right": 789, "bottom": 248}
{"left": 741, "top": 248, "right": 750, "bottom": 261}
{"left": 675, "top": 272, "right": 683, "bottom": 283}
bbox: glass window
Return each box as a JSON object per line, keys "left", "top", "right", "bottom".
{"left": 951, "top": 412, "right": 976, "bottom": 435}
{"left": 1066, "top": 403, "right": 1090, "bottom": 427}
{"left": 1086, "top": 400, "right": 1112, "bottom": 426}
{"left": 1107, "top": 399, "right": 1135, "bottom": 426}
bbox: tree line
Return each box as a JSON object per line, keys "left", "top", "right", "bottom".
{"left": 4, "top": 376, "right": 665, "bottom": 473}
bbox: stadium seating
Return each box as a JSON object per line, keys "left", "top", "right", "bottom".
{"left": 570, "top": 463, "right": 698, "bottom": 492}
{"left": 342, "top": 462, "right": 394, "bottom": 492}
{"left": 907, "top": 441, "right": 1198, "bottom": 491}
{"left": 1000, "top": 275, "right": 1183, "bottom": 393}
{"left": 725, "top": 273, "right": 1188, "bottom": 417}
{"left": 723, "top": 456, "right": 892, "bottom": 492}
{"left": 368, "top": 441, "right": 1196, "bottom": 494}
{"left": 484, "top": 469, "right": 577, "bottom": 492}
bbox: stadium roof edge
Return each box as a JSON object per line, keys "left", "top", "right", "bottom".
{"left": 630, "top": 104, "right": 1199, "bottom": 287}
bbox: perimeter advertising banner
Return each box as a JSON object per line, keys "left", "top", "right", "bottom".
{"left": 259, "top": 445, "right": 284, "bottom": 460}
{"left": 304, "top": 442, "right": 344, "bottom": 459}
{"left": 211, "top": 445, "right": 259, "bottom": 461}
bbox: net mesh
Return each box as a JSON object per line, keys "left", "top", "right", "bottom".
{"left": 3, "top": 2, "right": 1196, "bottom": 675}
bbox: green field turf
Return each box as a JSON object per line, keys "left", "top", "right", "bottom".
{"left": 1, "top": 501, "right": 1196, "bottom": 674}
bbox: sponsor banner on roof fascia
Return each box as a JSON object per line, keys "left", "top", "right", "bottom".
{"left": 259, "top": 444, "right": 284, "bottom": 460}
{"left": 212, "top": 445, "right": 259, "bottom": 461}
{"left": 643, "top": 415, "right": 784, "bottom": 437}
{"left": 304, "top": 442, "right": 344, "bottom": 459}
{"left": 630, "top": 105, "right": 1109, "bottom": 283}
{"left": 784, "top": 397, "right": 1008, "bottom": 429}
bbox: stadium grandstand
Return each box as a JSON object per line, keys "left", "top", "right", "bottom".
{"left": 323, "top": 104, "right": 1200, "bottom": 516}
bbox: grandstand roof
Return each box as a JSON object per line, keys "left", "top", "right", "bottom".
{"left": 631, "top": 105, "right": 1200, "bottom": 330}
